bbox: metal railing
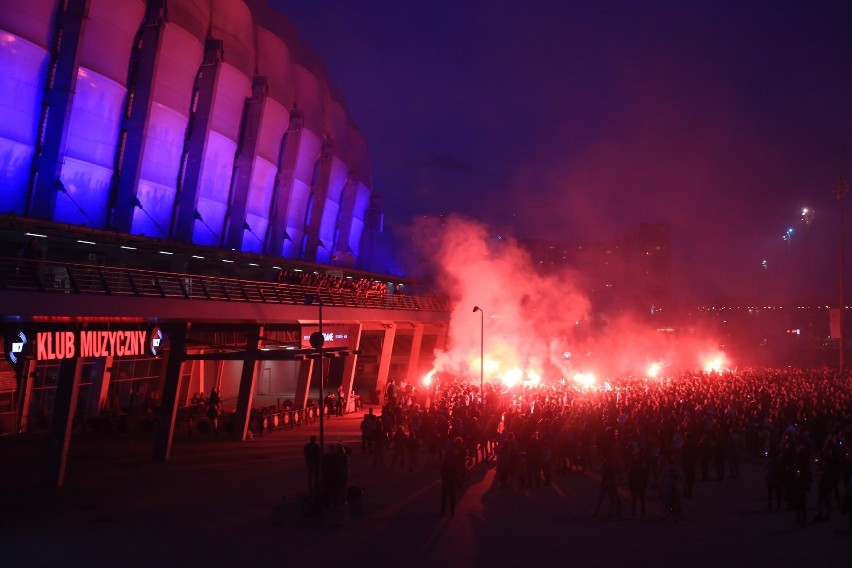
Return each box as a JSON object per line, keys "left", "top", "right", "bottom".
{"left": 0, "top": 256, "right": 452, "bottom": 312}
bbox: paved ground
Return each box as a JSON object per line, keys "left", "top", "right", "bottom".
{"left": 1, "top": 408, "right": 850, "bottom": 567}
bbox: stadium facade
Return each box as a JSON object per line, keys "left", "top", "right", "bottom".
{"left": 0, "top": 0, "right": 450, "bottom": 485}
{"left": 1, "top": 0, "right": 379, "bottom": 266}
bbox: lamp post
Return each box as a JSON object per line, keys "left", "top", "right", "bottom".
{"left": 306, "top": 293, "right": 325, "bottom": 454}
{"left": 802, "top": 208, "right": 815, "bottom": 363}
{"left": 834, "top": 177, "right": 849, "bottom": 372}
{"left": 473, "top": 306, "right": 484, "bottom": 409}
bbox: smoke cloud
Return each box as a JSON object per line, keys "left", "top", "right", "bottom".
{"left": 407, "top": 215, "right": 726, "bottom": 387}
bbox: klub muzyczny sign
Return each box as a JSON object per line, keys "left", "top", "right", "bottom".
{"left": 8, "top": 328, "right": 163, "bottom": 362}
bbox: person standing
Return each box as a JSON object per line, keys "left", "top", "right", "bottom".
{"left": 440, "top": 437, "right": 462, "bottom": 517}
{"left": 304, "top": 435, "right": 321, "bottom": 495}
{"left": 360, "top": 409, "right": 376, "bottom": 454}
{"left": 627, "top": 453, "right": 649, "bottom": 517}
{"left": 594, "top": 455, "right": 622, "bottom": 520}
{"left": 207, "top": 388, "right": 222, "bottom": 438}
{"left": 336, "top": 385, "right": 345, "bottom": 417}
{"left": 681, "top": 431, "right": 698, "bottom": 498}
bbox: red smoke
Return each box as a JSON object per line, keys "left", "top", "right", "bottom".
{"left": 409, "top": 215, "right": 727, "bottom": 387}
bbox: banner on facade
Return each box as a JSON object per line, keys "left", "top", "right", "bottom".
{"left": 300, "top": 325, "right": 350, "bottom": 349}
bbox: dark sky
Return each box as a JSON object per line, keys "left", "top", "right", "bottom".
{"left": 273, "top": 0, "right": 852, "bottom": 303}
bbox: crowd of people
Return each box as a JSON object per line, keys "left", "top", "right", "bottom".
{"left": 277, "top": 268, "right": 392, "bottom": 298}
{"left": 342, "top": 368, "right": 852, "bottom": 526}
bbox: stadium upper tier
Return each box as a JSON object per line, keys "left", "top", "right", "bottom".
{"left": 0, "top": 0, "right": 379, "bottom": 269}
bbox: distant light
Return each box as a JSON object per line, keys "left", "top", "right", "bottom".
{"left": 272, "top": 266, "right": 282, "bottom": 270}
{"left": 25, "top": 232, "right": 47, "bottom": 238}
{"left": 158, "top": 250, "right": 173, "bottom": 255}
{"left": 191, "top": 255, "right": 205, "bottom": 259}
{"left": 222, "top": 259, "right": 234, "bottom": 263}
{"left": 120, "top": 245, "right": 137, "bottom": 250}
{"left": 249, "top": 263, "right": 259, "bottom": 266}
{"left": 77, "top": 240, "right": 95, "bottom": 245}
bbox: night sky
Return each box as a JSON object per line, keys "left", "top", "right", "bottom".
{"left": 273, "top": 1, "right": 852, "bottom": 303}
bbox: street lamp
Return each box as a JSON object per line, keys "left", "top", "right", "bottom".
{"left": 834, "top": 177, "right": 849, "bottom": 371}
{"left": 802, "top": 208, "right": 815, "bottom": 361}
{"left": 472, "top": 306, "right": 484, "bottom": 409}
{"left": 305, "top": 293, "right": 325, "bottom": 456}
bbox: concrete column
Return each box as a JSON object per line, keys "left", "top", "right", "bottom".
{"left": 224, "top": 76, "right": 268, "bottom": 250}
{"left": 233, "top": 326, "right": 262, "bottom": 440}
{"left": 302, "top": 142, "right": 333, "bottom": 260}
{"left": 293, "top": 357, "right": 314, "bottom": 411}
{"left": 339, "top": 323, "right": 362, "bottom": 412}
{"left": 94, "top": 355, "right": 115, "bottom": 416}
{"left": 171, "top": 38, "right": 223, "bottom": 242}
{"left": 46, "top": 348, "right": 82, "bottom": 487}
{"left": 267, "top": 111, "right": 304, "bottom": 256}
{"left": 374, "top": 325, "right": 396, "bottom": 406}
{"left": 153, "top": 323, "right": 189, "bottom": 462}
{"left": 405, "top": 324, "right": 425, "bottom": 386}
{"left": 111, "top": 0, "right": 166, "bottom": 232}
{"left": 18, "top": 359, "right": 36, "bottom": 433}
{"left": 29, "top": 0, "right": 89, "bottom": 219}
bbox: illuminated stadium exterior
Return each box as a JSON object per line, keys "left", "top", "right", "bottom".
{"left": 1, "top": 0, "right": 376, "bottom": 266}
{"left": 0, "top": 0, "right": 450, "bottom": 485}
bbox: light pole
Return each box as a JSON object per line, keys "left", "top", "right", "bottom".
{"left": 834, "top": 177, "right": 849, "bottom": 372}
{"left": 305, "top": 293, "right": 325, "bottom": 454}
{"left": 802, "top": 208, "right": 815, "bottom": 362}
{"left": 473, "top": 306, "right": 484, "bottom": 409}
{"left": 782, "top": 227, "right": 794, "bottom": 327}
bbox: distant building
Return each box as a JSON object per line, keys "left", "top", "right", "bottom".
{"left": 521, "top": 223, "right": 672, "bottom": 316}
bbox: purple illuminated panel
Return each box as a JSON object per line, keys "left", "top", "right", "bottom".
{"left": 282, "top": 178, "right": 310, "bottom": 258}
{"left": 347, "top": 184, "right": 371, "bottom": 257}
{"left": 56, "top": 68, "right": 126, "bottom": 226}
{"left": 55, "top": 157, "right": 111, "bottom": 226}
{"left": 131, "top": 25, "right": 203, "bottom": 237}
{"left": 0, "top": 32, "right": 49, "bottom": 213}
{"left": 243, "top": 156, "right": 276, "bottom": 253}
{"left": 318, "top": 156, "right": 346, "bottom": 261}
{"left": 192, "top": 64, "right": 250, "bottom": 247}
{"left": 132, "top": 103, "right": 188, "bottom": 237}
{"left": 192, "top": 131, "right": 237, "bottom": 246}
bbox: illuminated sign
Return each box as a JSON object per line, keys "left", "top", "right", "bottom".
{"left": 5, "top": 330, "right": 29, "bottom": 368}
{"left": 148, "top": 327, "right": 163, "bottom": 357}
{"left": 300, "top": 325, "right": 349, "bottom": 349}
{"left": 5, "top": 328, "right": 162, "bottom": 362}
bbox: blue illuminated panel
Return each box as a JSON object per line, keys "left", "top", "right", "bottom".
{"left": 349, "top": 184, "right": 371, "bottom": 257}
{"left": 56, "top": 67, "right": 125, "bottom": 227}
{"left": 0, "top": 32, "right": 49, "bottom": 214}
{"left": 243, "top": 156, "right": 276, "bottom": 253}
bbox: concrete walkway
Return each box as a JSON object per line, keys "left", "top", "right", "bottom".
{"left": 1, "top": 409, "right": 849, "bottom": 567}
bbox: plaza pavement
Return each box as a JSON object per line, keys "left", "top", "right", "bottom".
{"left": 1, "top": 407, "right": 850, "bottom": 567}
